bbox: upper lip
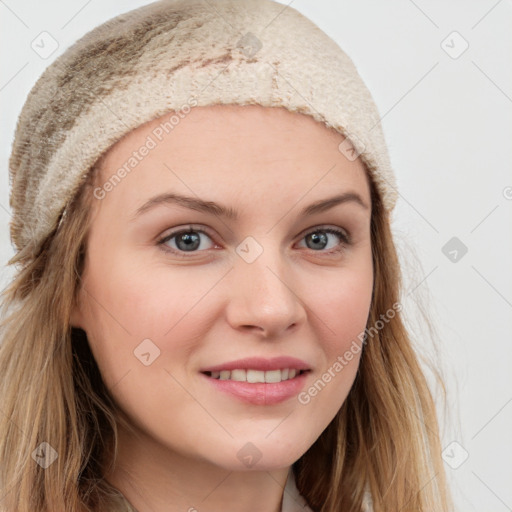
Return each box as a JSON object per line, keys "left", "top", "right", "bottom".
{"left": 200, "top": 356, "right": 311, "bottom": 373}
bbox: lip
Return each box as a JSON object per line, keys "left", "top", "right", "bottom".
{"left": 199, "top": 356, "right": 311, "bottom": 373}
{"left": 200, "top": 370, "right": 310, "bottom": 405}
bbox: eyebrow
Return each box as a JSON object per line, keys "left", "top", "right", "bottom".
{"left": 131, "top": 190, "right": 369, "bottom": 222}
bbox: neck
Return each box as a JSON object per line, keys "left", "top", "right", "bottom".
{"left": 103, "top": 424, "right": 290, "bottom": 512}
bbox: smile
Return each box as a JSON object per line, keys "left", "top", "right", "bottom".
{"left": 200, "top": 369, "right": 311, "bottom": 405}
{"left": 202, "top": 368, "right": 309, "bottom": 383}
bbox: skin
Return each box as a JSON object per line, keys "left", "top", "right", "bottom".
{"left": 71, "top": 104, "right": 373, "bottom": 512}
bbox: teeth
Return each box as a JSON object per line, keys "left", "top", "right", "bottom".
{"left": 207, "top": 368, "right": 304, "bottom": 383}
{"left": 231, "top": 369, "right": 246, "bottom": 381}
{"left": 247, "top": 369, "right": 265, "bottom": 383}
{"left": 262, "top": 369, "right": 281, "bottom": 383}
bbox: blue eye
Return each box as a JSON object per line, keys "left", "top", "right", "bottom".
{"left": 157, "top": 225, "right": 351, "bottom": 258}
{"left": 157, "top": 226, "right": 215, "bottom": 255}
{"left": 299, "top": 227, "right": 351, "bottom": 254}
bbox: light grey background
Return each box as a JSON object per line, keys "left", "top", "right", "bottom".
{"left": 1, "top": 1, "right": 511, "bottom": 510}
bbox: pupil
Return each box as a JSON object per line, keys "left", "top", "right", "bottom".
{"left": 308, "top": 232, "right": 327, "bottom": 250}
{"left": 178, "top": 232, "right": 200, "bottom": 251}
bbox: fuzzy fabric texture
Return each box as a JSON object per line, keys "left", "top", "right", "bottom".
{"left": 7, "top": 0, "right": 397, "bottom": 259}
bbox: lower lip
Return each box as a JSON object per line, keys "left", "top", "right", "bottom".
{"left": 200, "top": 371, "right": 310, "bottom": 405}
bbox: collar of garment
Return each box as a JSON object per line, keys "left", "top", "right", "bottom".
{"left": 282, "top": 468, "right": 374, "bottom": 512}
{"left": 281, "top": 467, "right": 314, "bottom": 511}
{"left": 112, "top": 466, "right": 373, "bottom": 512}
{"left": 112, "top": 467, "right": 312, "bottom": 512}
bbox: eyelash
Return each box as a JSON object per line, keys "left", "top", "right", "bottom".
{"left": 156, "top": 225, "right": 351, "bottom": 258}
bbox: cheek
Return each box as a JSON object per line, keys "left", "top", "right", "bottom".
{"left": 303, "top": 260, "right": 373, "bottom": 403}
{"left": 316, "top": 261, "right": 373, "bottom": 351}
{"left": 81, "top": 250, "right": 215, "bottom": 376}
{"left": 337, "top": 277, "right": 372, "bottom": 341}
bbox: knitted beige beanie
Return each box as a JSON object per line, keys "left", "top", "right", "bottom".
{"left": 8, "top": 0, "right": 398, "bottom": 262}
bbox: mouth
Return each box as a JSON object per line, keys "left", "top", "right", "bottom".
{"left": 200, "top": 367, "right": 311, "bottom": 405}
{"left": 201, "top": 368, "right": 310, "bottom": 383}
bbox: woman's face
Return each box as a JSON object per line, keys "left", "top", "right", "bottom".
{"left": 72, "top": 104, "right": 373, "bottom": 471}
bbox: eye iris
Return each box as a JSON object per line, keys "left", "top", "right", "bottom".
{"left": 177, "top": 231, "right": 200, "bottom": 251}
{"left": 307, "top": 232, "right": 328, "bottom": 250}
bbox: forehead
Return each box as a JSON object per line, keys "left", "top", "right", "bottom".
{"left": 93, "top": 104, "right": 371, "bottom": 212}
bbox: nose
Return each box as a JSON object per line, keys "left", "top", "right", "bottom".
{"left": 224, "top": 245, "right": 307, "bottom": 338}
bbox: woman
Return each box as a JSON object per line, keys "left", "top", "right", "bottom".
{"left": 0, "top": 0, "right": 454, "bottom": 510}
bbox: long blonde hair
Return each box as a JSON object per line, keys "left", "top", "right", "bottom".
{"left": 0, "top": 156, "right": 453, "bottom": 511}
